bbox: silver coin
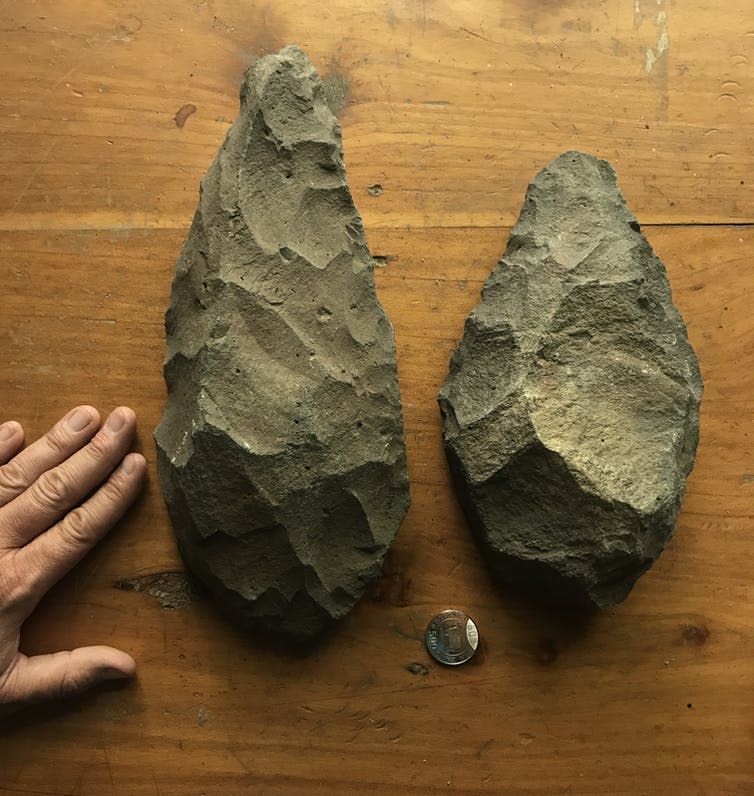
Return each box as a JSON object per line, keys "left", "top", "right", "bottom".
{"left": 425, "top": 609, "right": 480, "bottom": 666}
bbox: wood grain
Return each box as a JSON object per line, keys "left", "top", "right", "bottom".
{"left": 0, "top": 1, "right": 752, "bottom": 794}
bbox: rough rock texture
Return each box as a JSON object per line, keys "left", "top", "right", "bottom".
{"left": 439, "top": 151, "right": 702, "bottom": 608}
{"left": 154, "top": 46, "right": 410, "bottom": 640}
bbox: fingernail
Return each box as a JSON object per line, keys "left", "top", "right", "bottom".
{"left": 106, "top": 410, "right": 126, "bottom": 432}
{"left": 101, "top": 666, "right": 132, "bottom": 681}
{"left": 122, "top": 453, "right": 145, "bottom": 476}
{"left": 0, "top": 422, "right": 16, "bottom": 442}
{"left": 66, "top": 407, "right": 93, "bottom": 432}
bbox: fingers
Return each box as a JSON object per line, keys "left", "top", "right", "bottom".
{"left": 0, "top": 647, "right": 135, "bottom": 704}
{"left": 0, "top": 407, "right": 136, "bottom": 548}
{"left": 20, "top": 453, "right": 146, "bottom": 603}
{"left": 0, "top": 422, "right": 24, "bottom": 466}
{"left": 0, "top": 407, "right": 99, "bottom": 507}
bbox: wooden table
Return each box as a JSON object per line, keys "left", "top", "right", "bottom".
{"left": 1, "top": 1, "right": 752, "bottom": 793}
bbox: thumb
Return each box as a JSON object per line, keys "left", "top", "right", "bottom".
{"left": 2, "top": 647, "right": 136, "bottom": 703}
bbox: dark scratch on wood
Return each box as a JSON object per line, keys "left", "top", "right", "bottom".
{"left": 174, "top": 103, "right": 197, "bottom": 128}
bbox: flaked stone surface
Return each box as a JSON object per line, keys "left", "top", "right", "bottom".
{"left": 154, "top": 46, "right": 410, "bottom": 640}
{"left": 439, "top": 151, "right": 702, "bottom": 608}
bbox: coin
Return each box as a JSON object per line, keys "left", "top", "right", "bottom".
{"left": 425, "top": 609, "right": 480, "bottom": 666}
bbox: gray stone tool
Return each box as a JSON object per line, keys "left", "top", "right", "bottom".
{"left": 439, "top": 151, "right": 702, "bottom": 608}
{"left": 155, "top": 46, "right": 410, "bottom": 640}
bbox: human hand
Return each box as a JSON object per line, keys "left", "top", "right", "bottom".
{"left": 0, "top": 406, "right": 146, "bottom": 707}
